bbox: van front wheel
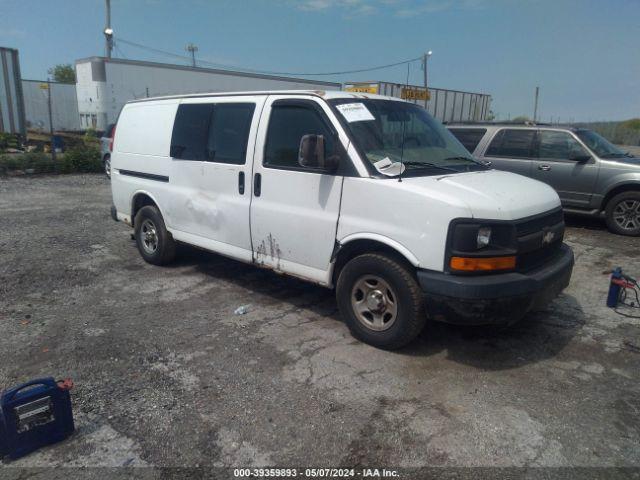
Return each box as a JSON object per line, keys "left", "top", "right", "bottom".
{"left": 134, "top": 206, "right": 176, "bottom": 265}
{"left": 336, "top": 253, "right": 426, "bottom": 349}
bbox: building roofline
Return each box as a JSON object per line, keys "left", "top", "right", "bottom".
{"left": 74, "top": 56, "right": 342, "bottom": 87}
{"left": 21, "top": 78, "right": 76, "bottom": 86}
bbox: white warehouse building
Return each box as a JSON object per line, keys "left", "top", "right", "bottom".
{"left": 75, "top": 57, "right": 342, "bottom": 131}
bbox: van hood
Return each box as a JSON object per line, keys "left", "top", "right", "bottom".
{"left": 404, "top": 170, "right": 561, "bottom": 220}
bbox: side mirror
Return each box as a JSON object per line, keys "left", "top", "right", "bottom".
{"left": 298, "top": 134, "right": 338, "bottom": 172}
{"left": 569, "top": 151, "right": 591, "bottom": 162}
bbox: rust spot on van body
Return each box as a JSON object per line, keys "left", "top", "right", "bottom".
{"left": 254, "top": 234, "right": 282, "bottom": 271}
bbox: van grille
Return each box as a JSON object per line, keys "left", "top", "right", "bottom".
{"left": 516, "top": 208, "right": 564, "bottom": 237}
{"left": 515, "top": 208, "right": 565, "bottom": 272}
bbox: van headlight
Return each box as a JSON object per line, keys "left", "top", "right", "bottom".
{"left": 477, "top": 226, "right": 492, "bottom": 249}
{"left": 448, "top": 222, "right": 518, "bottom": 273}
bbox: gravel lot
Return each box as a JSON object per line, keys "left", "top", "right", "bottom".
{"left": 1, "top": 175, "right": 639, "bottom": 477}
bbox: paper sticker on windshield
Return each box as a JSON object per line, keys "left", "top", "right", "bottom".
{"left": 336, "top": 103, "right": 375, "bottom": 123}
{"left": 373, "top": 157, "right": 405, "bottom": 177}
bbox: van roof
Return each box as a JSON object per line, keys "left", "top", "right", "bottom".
{"left": 127, "top": 90, "right": 407, "bottom": 104}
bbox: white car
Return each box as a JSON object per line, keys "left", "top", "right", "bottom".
{"left": 110, "top": 91, "right": 574, "bottom": 349}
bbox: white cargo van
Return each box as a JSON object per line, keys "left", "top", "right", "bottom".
{"left": 110, "top": 91, "right": 574, "bottom": 349}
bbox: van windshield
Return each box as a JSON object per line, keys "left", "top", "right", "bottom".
{"left": 330, "top": 98, "right": 484, "bottom": 177}
{"left": 575, "top": 129, "right": 630, "bottom": 159}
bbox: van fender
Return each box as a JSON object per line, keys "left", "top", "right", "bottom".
{"left": 129, "top": 189, "right": 168, "bottom": 228}
{"left": 336, "top": 233, "right": 421, "bottom": 267}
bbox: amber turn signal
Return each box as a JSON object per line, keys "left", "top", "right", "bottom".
{"left": 450, "top": 255, "right": 516, "bottom": 272}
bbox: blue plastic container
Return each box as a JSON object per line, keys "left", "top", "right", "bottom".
{"left": 607, "top": 268, "right": 623, "bottom": 308}
{"left": 0, "top": 377, "right": 74, "bottom": 460}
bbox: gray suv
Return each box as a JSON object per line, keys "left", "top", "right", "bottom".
{"left": 447, "top": 124, "right": 640, "bottom": 236}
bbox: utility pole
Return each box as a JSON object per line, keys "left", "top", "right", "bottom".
{"left": 186, "top": 43, "right": 198, "bottom": 68}
{"left": 533, "top": 86, "right": 539, "bottom": 123}
{"left": 422, "top": 50, "right": 432, "bottom": 109}
{"left": 104, "top": 0, "right": 113, "bottom": 58}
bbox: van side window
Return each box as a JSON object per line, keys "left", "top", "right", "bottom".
{"left": 264, "top": 105, "right": 334, "bottom": 170}
{"left": 449, "top": 128, "right": 487, "bottom": 153}
{"left": 206, "top": 104, "right": 255, "bottom": 165}
{"left": 171, "top": 104, "right": 212, "bottom": 160}
{"left": 486, "top": 129, "right": 536, "bottom": 158}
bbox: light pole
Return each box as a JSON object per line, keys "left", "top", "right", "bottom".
{"left": 104, "top": 0, "right": 113, "bottom": 58}
{"left": 422, "top": 50, "right": 432, "bottom": 109}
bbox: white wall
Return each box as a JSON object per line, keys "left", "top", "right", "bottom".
{"left": 76, "top": 58, "right": 340, "bottom": 130}
{"left": 75, "top": 61, "right": 109, "bottom": 130}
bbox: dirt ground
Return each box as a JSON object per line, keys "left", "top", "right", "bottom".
{"left": 1, "top": 175, "right": 639, "bottom": 477}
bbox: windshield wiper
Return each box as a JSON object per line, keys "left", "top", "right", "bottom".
{"left": 443, "top": 156, "right": 490, "bottom": 169}
{"left": 401, "top": 161, "right": 461, "bottom": 172}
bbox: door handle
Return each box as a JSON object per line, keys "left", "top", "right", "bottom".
{"left": 254, "top": 173, "right": 261, "bottom": 197}
{"left": 238, "top": 171, "right": 245, "bottom": 195}
{"left": 538, "top": 164, "right": 551, "bottom": 171}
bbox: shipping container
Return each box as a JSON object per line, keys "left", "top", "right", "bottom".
{"left": 343, "top": 81, "right": 492, "bottom": 123}
{"left": 22, "top": 80, "right": 80, "bottom": 132}
{"left": 75, "top": 57, "right": 342, "bottom": 131}
{"left": 0, "top": 47, "right": 26, "bottom": 135}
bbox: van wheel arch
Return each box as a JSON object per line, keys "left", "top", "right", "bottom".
{"left": 332, "top": 239, "right": 417, "bottom": 287}
{"left": 131, "top": 193, "right": 160, "bottom": 227}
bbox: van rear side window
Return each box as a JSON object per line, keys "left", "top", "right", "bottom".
{"left": 171, "top": 103, "right": 255, "bottom": 164}
{"left": 171, "top": 104, "right": 211, "bottom": 160}
{"left": 207, "top": 104, "right": 255, "bottom": 164}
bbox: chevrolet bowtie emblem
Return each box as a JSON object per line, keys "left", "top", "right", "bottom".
{"left": 542, "top": 230, "right": 555, "bottom": 245}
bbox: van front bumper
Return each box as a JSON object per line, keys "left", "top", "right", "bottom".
{"left": 417, "top": 243, "right": 574, "bottom": 325}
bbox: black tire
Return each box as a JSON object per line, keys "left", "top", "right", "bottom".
{"left": 134, "top": 206, "right": 176, "bottom": 265}
{"left": 605, "top": 191, "right": 640, "bottom": 236}
{"left": 103, "top": 154, "right": 111, "bottom": 178}
{"left": 336, "top": 253, "right": 426, "bottom": 349}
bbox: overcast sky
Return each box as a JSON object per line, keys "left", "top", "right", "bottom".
{"left": 1, "top": 0, "right": 638, "bottom": 121}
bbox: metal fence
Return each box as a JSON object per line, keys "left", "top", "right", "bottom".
{"left": 344, "top": 81, "right": 492, "bottom": 123}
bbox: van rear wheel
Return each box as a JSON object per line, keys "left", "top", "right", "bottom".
{"left": 336, "top": 253, "right": 426, "bottom": 349}
{"left": 134, "top": 206, "right": 176, "bottom": 265}
{"left": 605, "top": 191, "right": 640, "bottom": 236}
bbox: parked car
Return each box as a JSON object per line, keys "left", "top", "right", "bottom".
{"left": 447, "top": 123, "right": 640, "bottom": 236}
{"left": 100, "top": 123, "right": 116, "bottom": 177}
{"left": 110, "top": 91, "right": 573, "bottom": 349}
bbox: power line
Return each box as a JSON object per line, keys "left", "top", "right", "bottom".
{"left": 116, "top": 36, "right": 422, "bottom": 77}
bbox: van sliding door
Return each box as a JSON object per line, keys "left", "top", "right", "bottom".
{"left": 169, "top": 96, "right": 266, "bottom": 262}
